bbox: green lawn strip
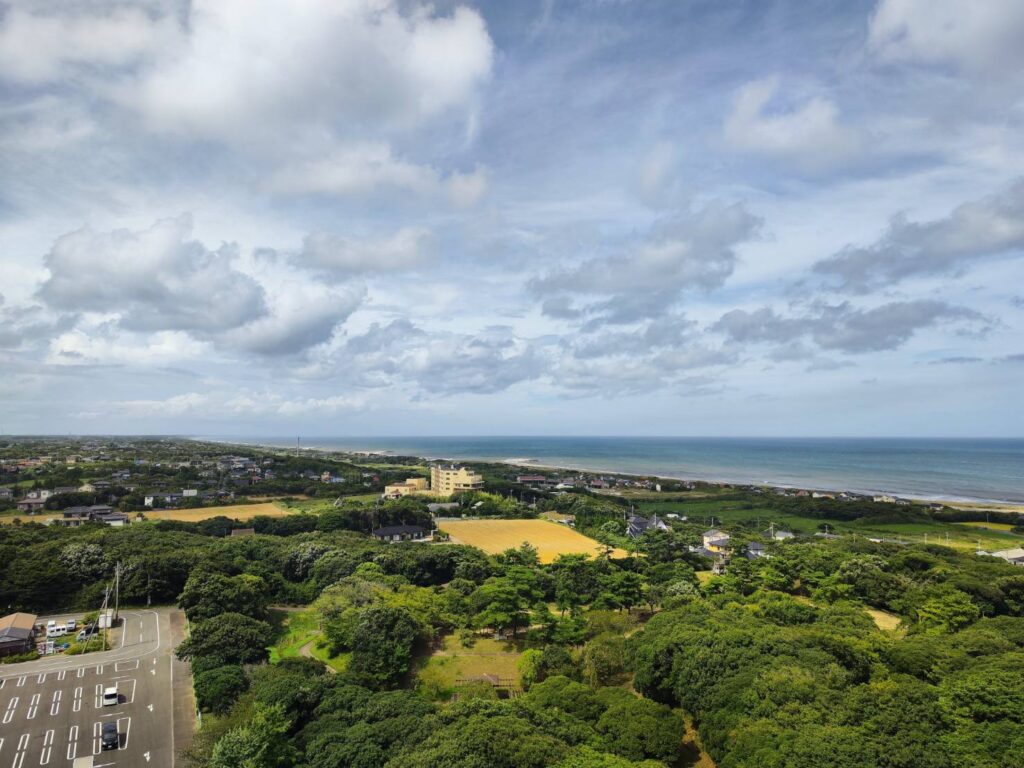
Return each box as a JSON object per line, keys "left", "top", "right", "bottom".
{"left": 416, "top": 633, "right": 524, "bottom": 700}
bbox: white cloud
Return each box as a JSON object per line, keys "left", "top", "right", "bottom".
{"left": 295, "top": 228, "right": 431, "bottom": 279}
{"left": 133, "top": 0, "right": 493, "bottom": 141}
{"left": 723, "top": 76, "right": 860, "bottom": 170}
{"left": 0, "top": 5, "right": 174, "bottom": 85}
{"left": 868, "top": 0, "right": 1024, "bottom": 74}
{"left": 38, "top": 214, "right": 267, "bottom": 334}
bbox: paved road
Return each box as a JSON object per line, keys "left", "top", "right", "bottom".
{"left": 0, "top": 609, "right": 180, "bottom": 768}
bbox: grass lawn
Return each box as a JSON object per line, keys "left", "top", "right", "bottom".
{"left": 865, "top": 608, "right": 904, "bottom": 633}
{"left": 439, "top": 518, "right": 628, "bottom": 562}
{"left": 954, "top": 521, "right": 1016, "bottom": 532}
{"left": 416, "top": 633, "right": 524, "bottom": 699}
{"left": 267, "top": 607, "right": 349, "bottom": 672}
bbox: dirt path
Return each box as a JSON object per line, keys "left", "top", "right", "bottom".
{"left": 299, "top": 639, "right": 336, "bottom": 673}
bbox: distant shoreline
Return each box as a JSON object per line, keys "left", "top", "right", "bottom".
{"left": 193, "top": 436, "right": 1024, "bottom": 513}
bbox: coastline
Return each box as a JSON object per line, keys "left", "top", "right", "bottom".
{"left": 193, "top": 436, "right": 1024, "bottom": 512}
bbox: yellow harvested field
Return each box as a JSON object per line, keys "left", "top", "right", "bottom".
{"left": 1, "top": 502, "right": 291, "bottom": 526}
{"left": 143, "top": 503, "right": 290, "bottom": 521}
{"left": 954, "top": 521, "right": 1015, "bottom": 532}
{"left": 440, "top": 519, "right": 628, "bottom": 563}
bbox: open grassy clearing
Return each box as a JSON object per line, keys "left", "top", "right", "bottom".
{"left": 865, "top": 608, "right": 904, "bottom": 633}
{"left": 439, "top": 518, "right": 628, "bottom": 562}
{"left": 268, "top": 607, "right": 349, "bottom": 672}
{"left": 416, "top": 633, "right": 523, "bottom": 699}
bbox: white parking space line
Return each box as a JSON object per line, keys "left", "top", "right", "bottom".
{"left": 95, "top": 665, "right": 103, "bottom": 676}
{"left": 117, "top": 679, "right": 136, "bottom": 705}
{"left": 118, "top": 716, "right": 131, "bottom": 750}
{"left": 40, "top": 729, "right": 54, "bottom": 765}
{"left": 93, "top": 684, "right": 102, "bottom": 709}
{"left": 3, "top": 697, "right": 17, "bottom": 724}
{"left": 12, "top": 733, "right": 28, "bottom": 768}
{"left": 56, "top": 671, "right": 65, "bottom": 682}
{"left": 66, "top": 726, "right": 78, "bottom": 761}
{"left": 16, "top": 676, "right": 26, "bottom": 687}
{"left": 26, "top": 693, "right": 39, "bottom": 720}
{"left": 114, "top": 660, "right": 139, "bottom": 672}
{"left": 35, "top": 674, "right": 45, "bottom": 684}
{"left": 76, "top": 668, "right": 84, "bottom": 679}
{"left": 0, "top": 678, "right": 5, "bottom": 688}
{"left": 92, "top": 722, "right": 101, "bottom": 756}
{"left": 73, "top": 687, "right": 82, "bottom": 713}
{"left": 48, "top": 690, "right": 60, "bottom": 717}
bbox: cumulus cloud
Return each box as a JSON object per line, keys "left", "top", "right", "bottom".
{"left": 723, "top": 77, "right": 861, "bottom": 170}
{"left": 294, "top": 228, "right": 431, "bottom": 281}
{"left": 531, "top": 201, "right": 761, "bottom": 324}
{"left": 37, "top": 215, "right": 266, "bottom": 334}
{"left": 133, "top": 0, "right": 493, "bottom": 141}
{"left": 0, "top": 5, "right": 174, "bottom": 85}
{"left": 868, "top": 0, "right": 1024, "bottom": 74}
{"left": 813, "top": 179, "right": 1024, "bottom": 293}
{"left": 0, "top": 296, "right": 73, "bottom": 350}
{"left": 713, "top": 300, "right": 985, "bottom": 353}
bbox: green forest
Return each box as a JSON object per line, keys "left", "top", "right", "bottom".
{"left": 3, "top": 490, "right": 1024, "bottom": 768}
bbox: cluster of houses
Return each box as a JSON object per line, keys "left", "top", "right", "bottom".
{"left": 516, "top": 473, "right": 681, "bottom": 493}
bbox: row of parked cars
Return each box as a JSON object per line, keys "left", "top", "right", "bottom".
{"left": 42, "top": 618, "right": 97, "bottom": 642}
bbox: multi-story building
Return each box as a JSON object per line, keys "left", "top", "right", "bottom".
{"left": 430, "top": 465, "right": 484, "bottom": 496}
{"left": 383, "top": 477, "right": 430, "bottom": 497}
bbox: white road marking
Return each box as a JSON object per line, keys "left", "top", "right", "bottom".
{"left": 3, "top": 697, "right": 17, "bottom": 724}
{"left": 73, "top": 687, "right": 82, "bottom": 713}
{"left": 56, "top": 671, "right": 65, "bottom": 682}
{"left": 16, "top": 677, "right": 25, "bottom": 687}
{"left": 118, "top": 679, "right": 136, "bottom": 705}
{"left": 118, "top": 716, "right": 131, "bottom": 750}
{"left": 76, "top": 668, "right": 84, "bottom": 679}
{"left": 39, "top": 728, "right": 54, "bottom": 765}
{"left": 66, "top": 726, "right": 78, "bottom": 761}
{"left": 144, "top": 751, "right": 151, "bottom": 762}
{"left": 12, "top": 733, "right": 29, "bottom": 768}
{"left": 147, "top": 704, "right": 153, "bottom": 712}
{"left": 95, "top": 665, "right": 103, "bottom": 676}
{"left": 92, "top": 722, "right": 101, "bottom": 755}
{"left": 35, "top": 674, "right": 45, "bottom": 684}
{"left": 94, "top": 684, "right": 102, "bottom": 709}
{"left": 115, "top": 660, "right": 139, "bottom": 672}
{"left": 49, "top": 690, "right": 60, "bottom": 717}
{"left": 26, "top": 693, "right": 39, "bottom": 720}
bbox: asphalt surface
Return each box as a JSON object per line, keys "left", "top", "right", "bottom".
{"left": 0, "top": 609, "right": 181, "bottom": 768}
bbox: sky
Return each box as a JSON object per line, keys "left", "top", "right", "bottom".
{"left": 0, "top": 0, "right": 1022, "bottom": 438}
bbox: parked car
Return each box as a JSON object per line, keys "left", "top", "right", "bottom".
{"left": 101, "top": 722, "right": 118, "bottom": 750}
{"left": 66, "top": 619, "right": 77, "bottom": 631}
{"left": 102, "top": 687, "right": 118, "bottom": 706}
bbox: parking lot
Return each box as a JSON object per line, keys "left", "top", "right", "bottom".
{"left": 0, "top": 610, "right": 178, "bottom": 768}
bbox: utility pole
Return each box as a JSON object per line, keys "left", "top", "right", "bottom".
{"left": 113, "top": 562, "right": 121, "bottom": 624}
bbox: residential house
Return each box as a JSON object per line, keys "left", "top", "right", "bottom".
{"left": 767, "top": 529, "right": 795, "bottom": 541}
{"left": 57, "top": 505, "right": 128, "bottom": 527}
{"left": 745, "top": 542, "right": 769, "bottom": 560}
{"left": 16, "top": 497, "right": 46, "bottom": 513}
{"left": 0, "top": 612, "right": 37, "bottom": 657}
{"left": 990, "top": 548, "right": 1024, "bottom": 566}
{"left": 0, "top": 487, "right": 12, "bottom": 500}
{"left": 371, "top": 524, "right": 429, "bottom": 543}
{"left": 626, "top": 514, "right": 670, "bottom": 538}
{"left": 383, "top": 477, "right": 430, "bottom": 498}
{"left": 702, "top": 529, "right": 731, "bottom": 553}
{"left": 53, "top": 486, "right": 79, "bottom": 496}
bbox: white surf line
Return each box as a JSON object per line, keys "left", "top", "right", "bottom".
{"left": 39, "top": 729, "right": 54, "bottom": 765}
{"left": 66, "top": 726, "right": 78, "bottom": 761}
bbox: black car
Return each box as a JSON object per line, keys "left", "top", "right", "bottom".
{"left": 101, "top": 722, "right": 119, "bottom": 751}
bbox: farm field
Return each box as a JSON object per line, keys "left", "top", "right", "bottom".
{"left": 439, "top": 518, "right": 628, "bottom": 562}
{"left": 0, "top": 500, "right": 292, "bottom": 525}
{"left": 954, "top": 521, "right": 1016, "bottom": 531}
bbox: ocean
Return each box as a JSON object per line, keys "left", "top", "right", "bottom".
{"left": 204, "top": 436, "right": 1024, "bottom": 505}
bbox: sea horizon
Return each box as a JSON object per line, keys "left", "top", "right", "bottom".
{"left": 196, "top": 435, "right": 1024, "bottom": 506}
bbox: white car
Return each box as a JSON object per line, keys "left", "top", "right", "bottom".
{"left": 102, "top": 687, "right": 118, "bottom": 706}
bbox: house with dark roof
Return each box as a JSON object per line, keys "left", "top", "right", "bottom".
{"left": 0, "top": 612, "right": 37, "bottom": 657}
{"left": 745, "top": 542, "right": 769, "bottom": 560}
{"left": 627, "top": 514, "right": 670, "bottom": 538}
{"left": 702, "top": 529, "right": 731, "bottom": 552}
{"left": 16, "top": 497, "right": 46, "bottom": 513}
{"left": 371, "top": 524, "right": 429, "bottom": 543}
{"left": 57, "top": 505, "right": 129, "bottom": 527}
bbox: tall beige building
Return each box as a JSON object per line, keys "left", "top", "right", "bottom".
{"left": 430, "top": 465, "right": 484, "bottom": 495}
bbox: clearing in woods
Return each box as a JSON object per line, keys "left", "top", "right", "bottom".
{"left": 439, "top": 518, "right": 628, "bottom": 563}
